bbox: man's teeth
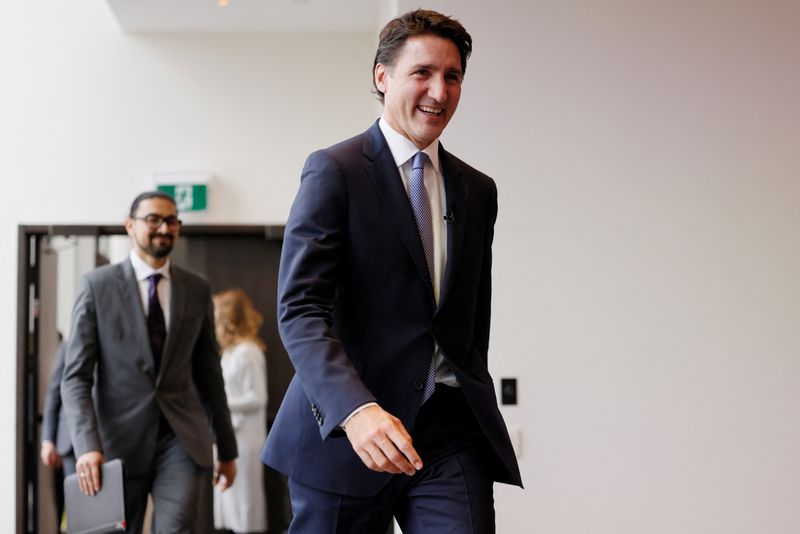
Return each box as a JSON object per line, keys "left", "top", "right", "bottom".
{"left": 419, "top": 105, "right": 443, "bottom": 114}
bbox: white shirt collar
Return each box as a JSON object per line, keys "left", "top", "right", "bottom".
{"left": 379, "top": 117, "right": 441, "bottom": 172}
{"left": 129, "top": 250, "right": 171, "bottom": 282}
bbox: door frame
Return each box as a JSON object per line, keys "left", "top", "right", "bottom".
{"left": 15, "top": 224, "right": 284, "bottom": 534}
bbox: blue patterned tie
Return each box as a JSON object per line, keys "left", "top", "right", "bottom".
{"left": 147, "top": 273, "right": 166, "bottom": 373}
{"left": 409, "top": 151, "right": 437, "bottom": 402}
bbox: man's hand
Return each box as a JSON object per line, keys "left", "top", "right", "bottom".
{"left": 343, "top": 405, "right": 423, "bottom": 476}
{"left": 75, "top": 451, "right": 104, "bottom": 496}
{"left": 40, "top": 441, "right": 62, "bottom": 469}
{"left": 214, "top": 459, "right": 237, "bottom": 491}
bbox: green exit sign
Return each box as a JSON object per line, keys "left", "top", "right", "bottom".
{"left": 157, "top": 184, "right": 207, "bottom": 212}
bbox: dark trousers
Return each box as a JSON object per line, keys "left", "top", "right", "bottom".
{"left": 51, "top": 453, "right": 75, "bottom": 532}
{"left": 287, "top": 386, "right": 496, "bottom": 534}
{"left": 123, "top": 427, "right": 211, "bottom": 534}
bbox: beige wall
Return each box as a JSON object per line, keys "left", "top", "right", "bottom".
{"left": 409, "top": 0, "right": 800, "bottom": 532}
{"left": 0, "top": 2, "right": 378, "bottom": 529}
{"left": 3, "top": 0, "right": 800, "bottom": 532}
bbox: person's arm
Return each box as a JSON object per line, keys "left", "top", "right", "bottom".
{"left": 278, "top": 150, "right": 376, "bottom": 435}
{"left": 60, "top": 275, "right": 105, "bottom": 495}
{"left": 40, "top": 442, "right": 62, "bottom": 470}
{"left": 41, "top": 344, "right": 66, "bottom": 469}
{"left": 472, "top": 178, "right": 498, "bottom": 364}
{"left": 193, "top": 293, "right": 239, "bottom": 489}
{"left": 279, "top": 150, "right": 420, "bottom": 475}
{"left": 193, "top": 294, "right": 238, "bottom": 463}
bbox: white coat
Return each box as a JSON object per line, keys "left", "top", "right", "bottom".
{"left": 213, "top": 339, "right": 268, "bottom": 533}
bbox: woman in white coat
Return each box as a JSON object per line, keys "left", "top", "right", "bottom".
{"left": 213, "top": 289, "right": 268, "bottom": 534}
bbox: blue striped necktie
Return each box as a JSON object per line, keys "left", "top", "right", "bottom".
{"left": 408, "top": 151, "right": 437, "bottom": 403}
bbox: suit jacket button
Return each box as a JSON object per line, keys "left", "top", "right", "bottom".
{"left": 413, "top": 380, "right": 424, "bottom": 391}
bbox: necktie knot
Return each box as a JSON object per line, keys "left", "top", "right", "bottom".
{"left": 147, "top": 273, "right": 162, "bottom": 290}
{"left": 412, "top": 151, "right": 428, "bottom": 172}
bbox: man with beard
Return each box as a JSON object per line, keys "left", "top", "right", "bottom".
{"left": 61, "top": 191, "right": 238, "bottom": 533}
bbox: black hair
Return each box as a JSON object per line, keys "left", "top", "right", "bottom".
{"left": 129, "top": 191, "right": 177, "bottom": 217}
{"left": 373, "top": 9, "right": 472, "bottom": 103}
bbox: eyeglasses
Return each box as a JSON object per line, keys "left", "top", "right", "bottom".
{"left": 133, "top": 214, "right": 183, "bottom": 229}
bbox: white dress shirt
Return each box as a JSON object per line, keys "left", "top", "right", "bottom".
{"left": 341, "top": 118, "right": 462, "bottom": 428}
{"left": 129, "top": 250, "right": 171, "bottom": 331}
{"left": 378, "top": 117, "right": 458, "bottom": 388}
{"left": 378, "top": 118, "right": 448, "bottom": 303}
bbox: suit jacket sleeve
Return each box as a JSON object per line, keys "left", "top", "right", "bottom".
{"left": 278, "top": 149, "right": 377, "bottom": 439}
{"left": 42, "top": 343, "right": 67, "bottom": 444}
{"left": 60, "top": 274, "right": 103, "bottom": 457}
{"left": 192, "top": 297, "right": 238, "bottom": 461}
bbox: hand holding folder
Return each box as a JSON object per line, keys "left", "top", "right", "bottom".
{"left": 64, "top": 459, "right": 126, "bottom": 534}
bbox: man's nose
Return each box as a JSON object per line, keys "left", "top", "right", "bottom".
{"left": 428, "top": 75, "right": 447, "bottom": 102}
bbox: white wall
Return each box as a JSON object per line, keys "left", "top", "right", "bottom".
{"left": 3, "top": 0, "right": 800, "bottom": 532}
{"left": 0, "top": 1, "right": 378, "bottom": 530}
{"left": 406, "top": 0, "right": 800, "bottom": 532}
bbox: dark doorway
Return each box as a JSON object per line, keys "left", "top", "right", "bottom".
{"left": 17, "top": 224, "right": 292, "bottom": 534}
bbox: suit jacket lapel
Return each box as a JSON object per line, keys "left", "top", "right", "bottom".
{"left": 120, "top": 259, "right": 157, "bottom": 380}
{"left": 437, "top": 145, "right": 467, "bottom": 311}
{"left": 363, "top": 122, "right": 435, "bottom": 298}
{"left": 161, "top": 265, "right": 185, "bottom": 381}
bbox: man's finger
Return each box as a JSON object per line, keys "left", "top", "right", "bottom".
{"left": 363, "top": 444, "right": 403, "bottom": 474}
{"left": 90, "top": 463, "right": 102, "bottom": 494}
{"left": 386, "top": 426, "right": 423, "bottom": 470}
{"left": 78, "top": 468, "right": 91, "bottom": 495}
{"left": 354, "top": 449, "right": 377, "bottom": 472}
{"left": 76, "top": 451, "right": 104, "bottom": 496}
{"left": 374, "top": 437, "right": 415, "bottom": 475}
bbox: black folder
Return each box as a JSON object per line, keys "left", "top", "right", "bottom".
{"left": 64, "top": 459, "right": 126, "bottom": 534}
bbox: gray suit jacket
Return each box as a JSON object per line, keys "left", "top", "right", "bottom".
{"left": 61, "top": 258, "right": 237, "bottom": 476}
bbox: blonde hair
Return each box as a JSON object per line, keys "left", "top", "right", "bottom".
{"left": 213, "top": 288, "right": 266, "bottom": 352}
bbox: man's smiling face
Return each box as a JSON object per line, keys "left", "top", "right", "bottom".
{"left": 375, "top": 34, "right": 463, "bottom": 149}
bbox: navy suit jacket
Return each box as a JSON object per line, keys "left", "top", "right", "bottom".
{"left": 263, "top": 121, "right": 522, "bottom": 497}
{"left": 42, "top": 343, "right": 73, "bottom": 457}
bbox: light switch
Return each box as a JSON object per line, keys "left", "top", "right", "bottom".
{"left": 501, "top": 378, "right": 517, "bottom": 405}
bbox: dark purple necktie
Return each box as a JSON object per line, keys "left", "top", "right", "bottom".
{"left": 147, "top": 273, "right": 166, "bottom": 373}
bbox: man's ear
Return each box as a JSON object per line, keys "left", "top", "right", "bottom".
{"left": 124, "top": 217, "right": 135, "bottom": 237}
{"left": 374, "top": 63, "right": 389, "bottom": 93}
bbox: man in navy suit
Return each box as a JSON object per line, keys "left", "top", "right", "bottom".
{"left": 41, "top": 341, "right": 74, "bottom": 530}
{"left": 263, "top": 9, "right": 522, "bottom": 533}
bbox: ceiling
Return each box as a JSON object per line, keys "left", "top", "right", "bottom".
{"left": 106, "top": 0, "right": 390, "bottom": 33}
